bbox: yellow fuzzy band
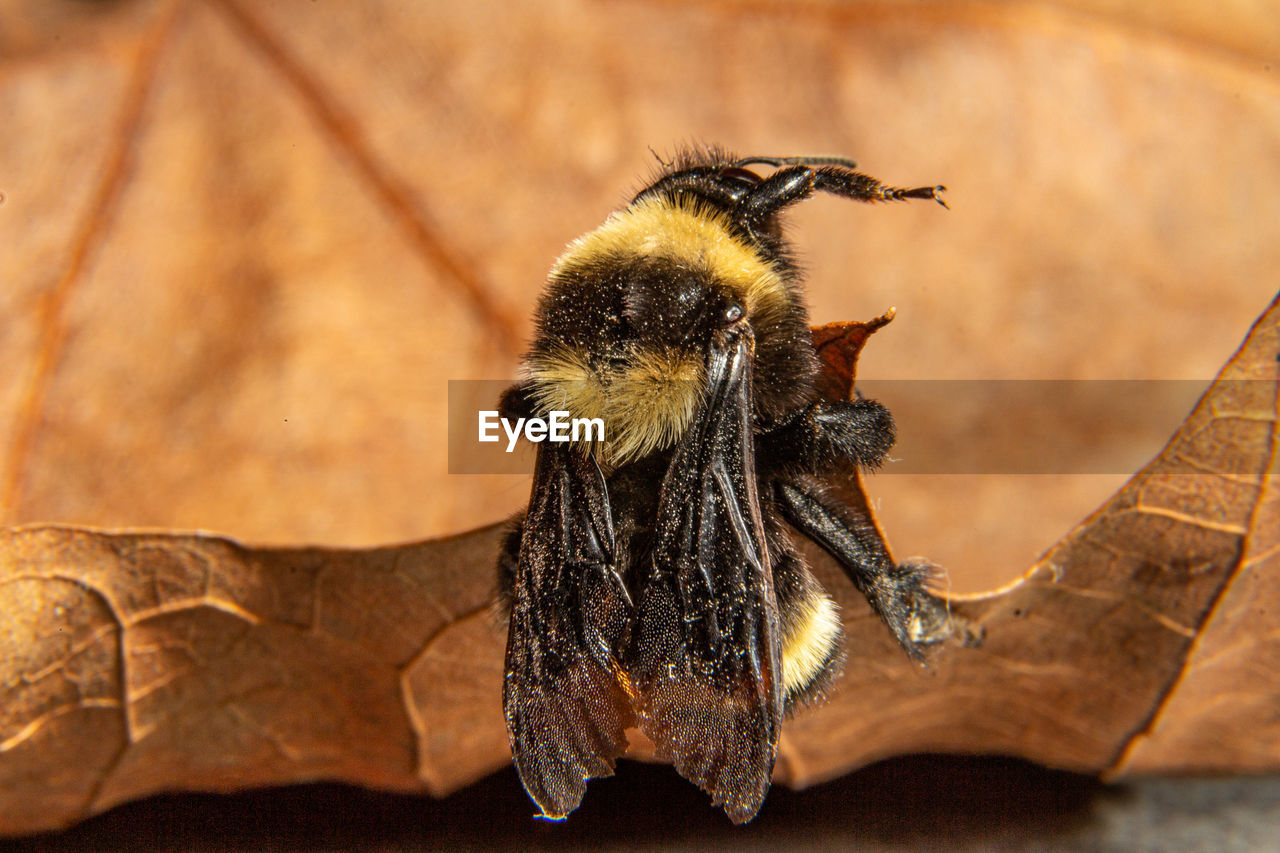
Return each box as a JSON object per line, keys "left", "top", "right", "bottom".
{"left": 781, "top": 592, "right": 842, "bottom": 696}
{"left": 525, "top": 343, "right": 703, "bottom": 468}
{"left": 551, "top": 195, "right": 791, "bottom": 324}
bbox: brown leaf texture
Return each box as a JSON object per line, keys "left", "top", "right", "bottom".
{"left": 3, "top": 0, "right": 1280, "bottom": 837}
{"left": 0, "top": 525, "right": 510, "bottom": 834}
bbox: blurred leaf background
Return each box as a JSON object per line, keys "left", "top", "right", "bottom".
{"left": 2, "top": 0, "right": 1278, "bottom": 592}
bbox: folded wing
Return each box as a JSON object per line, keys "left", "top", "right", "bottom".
{"left": 629, "top": 331, "right": 783, "bottom": 824}
{"left": 503, "top": 443, "right": 635, "bottom": 819}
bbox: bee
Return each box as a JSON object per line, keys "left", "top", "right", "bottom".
{"left": 497, "top": 148, "right": 948, "bottom": 823}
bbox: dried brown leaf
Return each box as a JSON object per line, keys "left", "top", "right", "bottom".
{"left": 3, "top": 294, "right": 1277, "bottom": 835}
{"left": 0, "top": 525, "right": 508, "bottom": 834}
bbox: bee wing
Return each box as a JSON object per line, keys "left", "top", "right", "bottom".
{"left": 503, "top": 443, "right": 635, "bottom": 820}
{"left": 630, "top": 331, "right": 783, "bottom": 824}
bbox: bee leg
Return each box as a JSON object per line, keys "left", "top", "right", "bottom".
{"left": 774, "top": 480, "right": 950, "bottom": 660}
{"left": 741, "top": 164, "right": 947, "bottom": 223}
{"left": 758, "top": 398, "right": 896, "bottom": 476}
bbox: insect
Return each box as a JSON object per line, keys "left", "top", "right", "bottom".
{"left": 497, "top": 147, "right": 949, "bottom": 823}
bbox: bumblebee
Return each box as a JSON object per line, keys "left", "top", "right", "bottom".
{"left": 497, "top": 148, "right": 948, "bottom": 823}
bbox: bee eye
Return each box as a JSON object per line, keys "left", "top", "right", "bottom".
{"left": 723, "top": 304, "right": 744, "bottom": 324}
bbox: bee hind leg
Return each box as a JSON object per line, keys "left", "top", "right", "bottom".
{"left": 774, "top": 479, "right": 950, "bottom": 660}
